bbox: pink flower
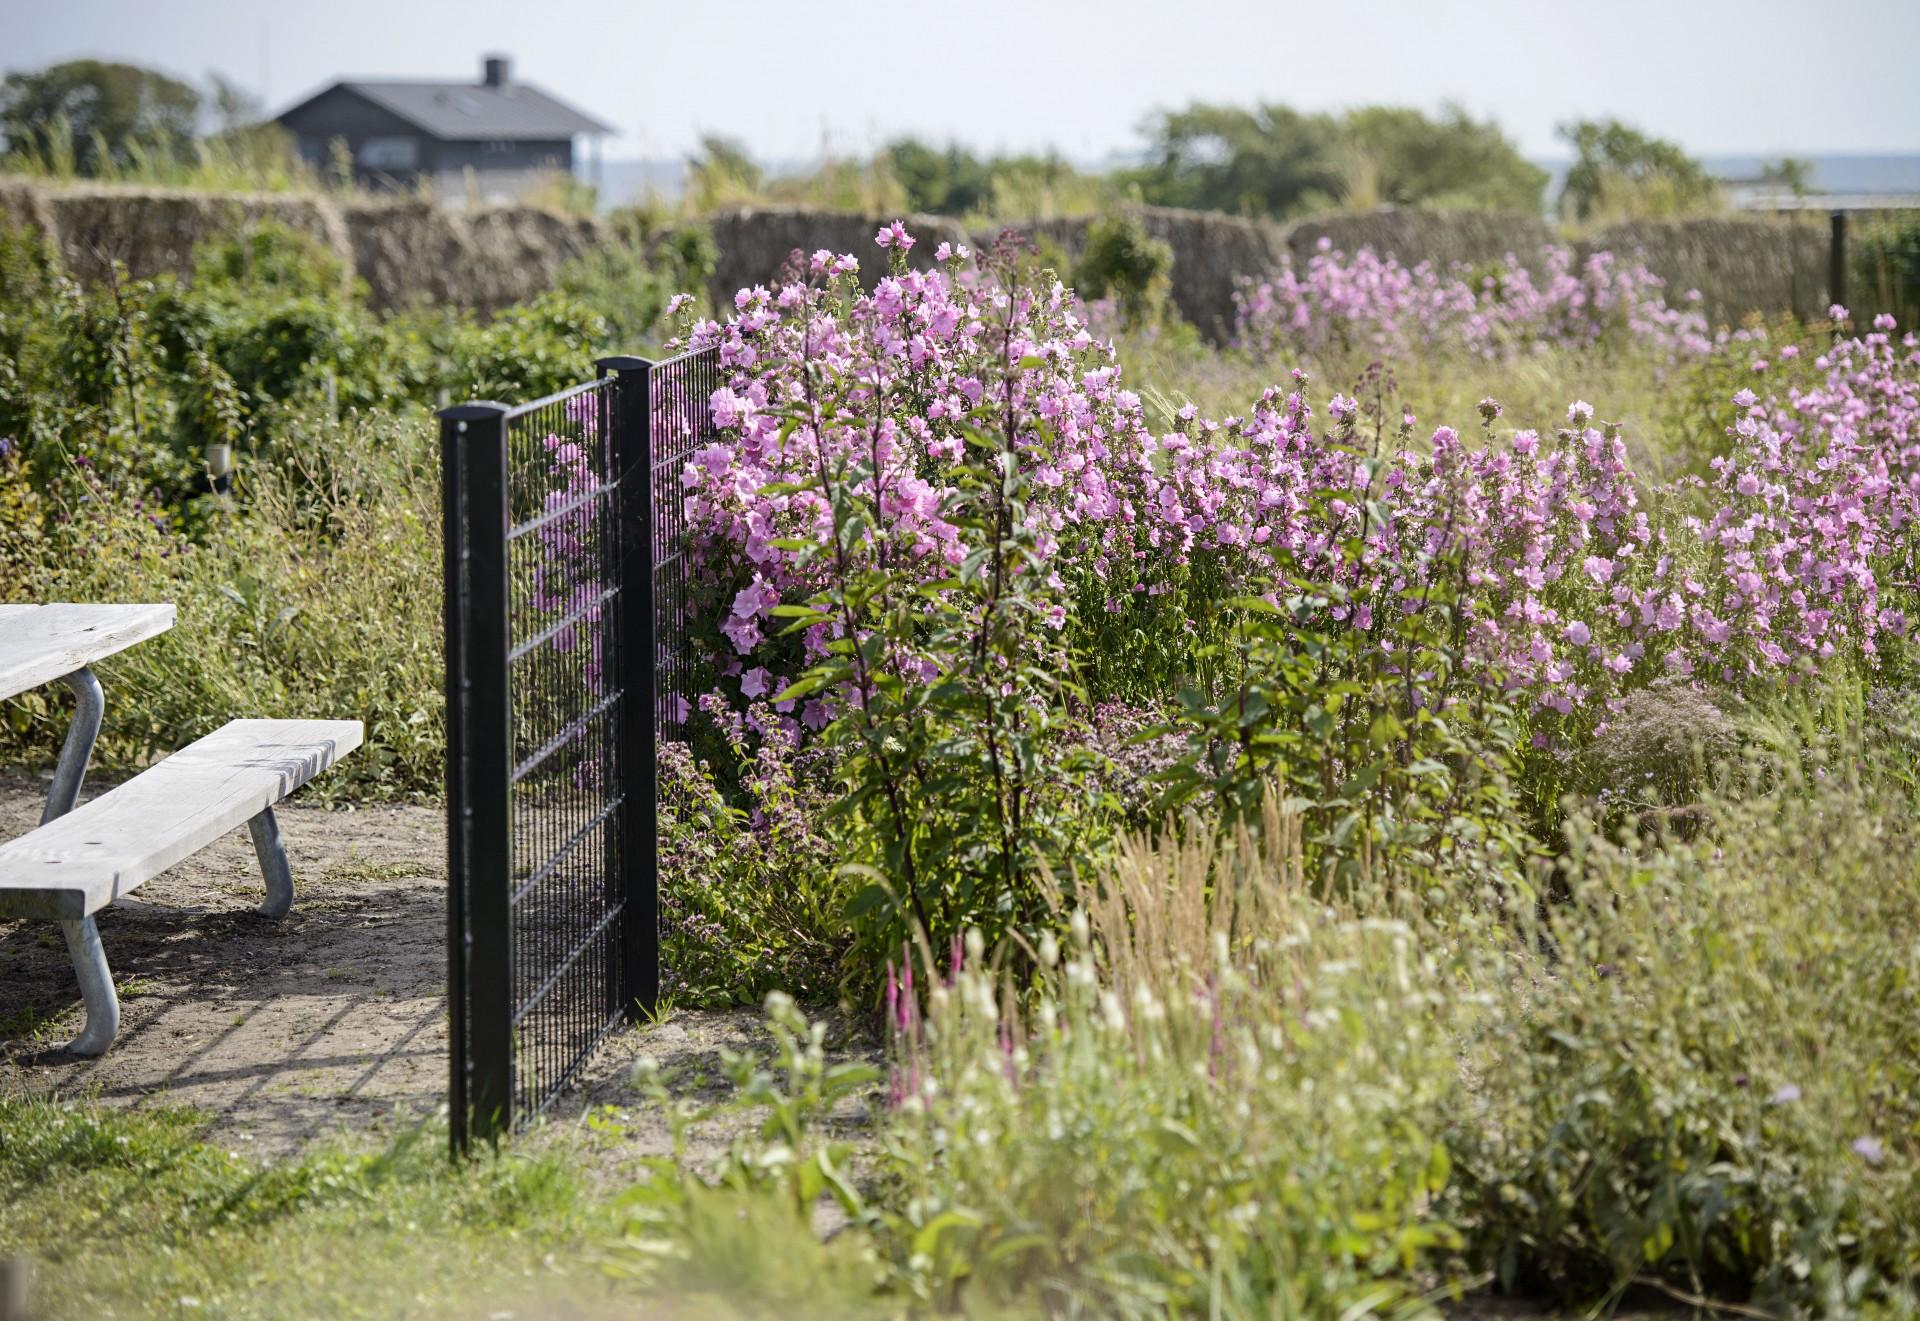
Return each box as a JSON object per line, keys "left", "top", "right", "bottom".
{"left": 731, "top": 579, "right": 780, "bottom": 621}
{"left": 720, "top": 615, "right": 762, "bottom": 655}
{"left": 740, "top": 666, "right": 770, "bottom": 699}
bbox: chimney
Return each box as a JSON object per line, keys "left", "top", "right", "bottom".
{"left": 482, "top": 55, "right": 509, "bottom": 88}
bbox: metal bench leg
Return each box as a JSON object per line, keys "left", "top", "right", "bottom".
{"left": 41, "top": 667, "right": 103, "bottom": 825}
{"left": 59, "top": 916, "right": 119, "bottom": 1056}
{"left": 248, "top": 807, "right": 294, "bottom": 919}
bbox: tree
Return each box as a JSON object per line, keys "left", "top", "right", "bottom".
{"left": 1557, "top": 119, "right": 1716, "bottom": 220}
{"left": 687, "top": 135, "right": 764, "bottom": 210}
{"left": 0, "top": 59, "right": 200, "bottom": 175}
{"left": 1341, "top": 104, "right": 1547, "bottom": 212}
{"left": 884, "top": 138, "right": 991, "bottom": 216}
{"left": 1134, "top": 101, "right": 1548, "bottom": 220}
{"left": 1760, "top": 156, "right": 1815, "bottom": 198}
{"left": 207, "top": 73, "right": 262, "bottom": 134}
{"left": 1132, "top": 103, "right": 1342, "bottom": 219}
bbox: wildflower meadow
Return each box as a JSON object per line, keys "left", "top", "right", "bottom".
{"left": 4, "top": 205, "right": 1919, "bottom": 1317}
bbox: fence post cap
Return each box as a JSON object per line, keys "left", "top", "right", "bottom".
{"left": 438, "top": 401, "right": 513, "bottom": 422}
{"left": 594, "top": 355, "right": 652, "bottom": 375}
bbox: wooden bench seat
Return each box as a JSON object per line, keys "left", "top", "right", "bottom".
{"left": 0, "top": 718, "right": 363, "bottom": 1055}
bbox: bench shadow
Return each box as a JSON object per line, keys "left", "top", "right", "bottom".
{"left": 0, "top": 882, "right": 449, "bottom": 1143}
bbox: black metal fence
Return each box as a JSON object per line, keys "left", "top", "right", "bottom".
{"left": 441, "top": 348, "right": 715, "bottom": 1151}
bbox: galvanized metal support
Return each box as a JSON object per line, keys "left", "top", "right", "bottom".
{"left": 597, "top": 355, "right": 659, "bottom": 1022}
{"left": 41, "top": 666, "right": 103, "bottom": 826}
{"left": 40, "top": 665, "right": 115, "bottom": 1055}
{"left": 248, "top": 807, "right": 295, "bottom": 919}
{"left": 59, "top": 915, "right": 119, "bottom": 1056}
{"left": 440, "top": 399, "right": 516, "bottom": 1154}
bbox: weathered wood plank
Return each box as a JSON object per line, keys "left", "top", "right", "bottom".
{"left": 0, "top": 719, "right": 363, "bottom": 918}
{"left": 0, "top": 603, "right": 177, "bottom": 702}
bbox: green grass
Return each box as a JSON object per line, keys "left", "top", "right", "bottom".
{"left": 0, "top": 1099, "right": 609, "bottom": 1319}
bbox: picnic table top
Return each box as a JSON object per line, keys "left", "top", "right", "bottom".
{"left": 0, "top": 603, "right": 176, "bottom": 702}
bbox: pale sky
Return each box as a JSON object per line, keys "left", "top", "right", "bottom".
{"left": 3, "top": 0, "right": 1916, "bottom": 162}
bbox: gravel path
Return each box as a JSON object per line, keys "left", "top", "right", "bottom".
{"left": 0, "top": 771, "right": 875, "bottom": 1168}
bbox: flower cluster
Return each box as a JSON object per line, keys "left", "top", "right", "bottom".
{"left": 1234, "top": 239, "right": 1713, "bottom": 365}
{"left": 1671, "top": 313, "right": 1920, "bottom": 678}
{"left": 675, "top": 225, "right": 1919, "bottom": 741}
{"left": 675, "top": 233, "right": 1150, "bottom": 730}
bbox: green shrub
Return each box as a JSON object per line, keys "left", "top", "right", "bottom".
{"left": 1450, "top": 695, "right": 1920, "bottom": 1313}
{"left": 558, "top": 215, "right": 716, "bottom": 351}
{"left": 872, "top": 814, "right": 1467, "bottom": 1317}
{"left": 659, "top": 724, "right": 848, "bottom": 1007}
{"left": 1071, "top": 212, "right": 1173, "bottom": 329}
{"left": 1854, "top": 212, "right": 1920, "bottom": 328}
{"left": 0, "top": 409, "right": 445, "bottom": 798}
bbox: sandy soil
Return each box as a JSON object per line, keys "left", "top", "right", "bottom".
{"left": 0, "top": 771, "right": 873, "bottom": 1168}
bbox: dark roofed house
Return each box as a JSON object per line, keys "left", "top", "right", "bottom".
{"left": 275, "top": 55, "right": 611, "bottom": 204}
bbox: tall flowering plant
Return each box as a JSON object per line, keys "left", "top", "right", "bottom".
{"left": 676, "top": 230, "right": 1115, "bottom": 969}
{"left": 673, "top": 221, "right": 1920, "bottom": 932}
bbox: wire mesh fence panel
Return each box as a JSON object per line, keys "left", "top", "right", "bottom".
{"left": 442, "top": 348, "right": 718, "bottom": 1152}
{"left": 502, "top": 378, "right": 626, "bottom": 1124}
{"left": 648, "top": 348, "right": 715, "bottom": 743}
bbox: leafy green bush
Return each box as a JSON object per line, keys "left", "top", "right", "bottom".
{"left": 1071, "top": 212, "right": 1174, "bottom": 329}
{"left": 871, "top": 818, "right": 1466, "bottom": 1318}
{"left": 0, "top": 409, "right": 446, "bottom": 798}
{"left": 1557, "top": 118, "right": 1719, "bottom": 221}
{"left": 1854, "top": 211, "right": 1920, "bottom": 328}
{"left": 1161, "top": 575, "right": 1534, "bottom": 897}
{"left": 659, "top": 716, "right": 848, "bottom": 1007}
{"left": 557, "top": 214, "right": 716, "bottom": 352}
{"left": 1453, "top": 708, "right": 1920, "bottom": 1312}
{"left": 1130, "top": 101, "right": 1544, "bottom": 219}
{"left": 637, "top": 692, "right": 1920, "bottom": 1315}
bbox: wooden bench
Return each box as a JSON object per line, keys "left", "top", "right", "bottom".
{"left": 0, "top": 718, "right": 363, "bottom": 1055}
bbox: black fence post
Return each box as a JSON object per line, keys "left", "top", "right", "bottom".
{"left": 596, "top": 355, "right": 659, "bottom": 1021}
{"left": 440, "top": 400, "right": 516, "bottom": 1152}
{"left": 1830, "top": 210, "right": 1849, "bottom": 315}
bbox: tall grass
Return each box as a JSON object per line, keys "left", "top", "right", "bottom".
{"left": 0, "top": 410, "right": 444, "bottom": 799}
{"left": 615, "top": 678, "right": 1920, "bottom": 1317}
{"left": 3, "top": 115, "right": 327, "bottom": 194}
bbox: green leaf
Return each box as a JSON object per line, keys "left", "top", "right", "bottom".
{"left": 912, "top": 1208, "right": 985, "bottom": 1260}
{"left": 770, "top": 675, "right": 826, "bottom": 704}
{"left": 841, "top": 883, "right": 892, "bottom": 919}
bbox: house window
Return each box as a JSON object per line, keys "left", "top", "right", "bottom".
{"left": 359, "top": 137, "right": 419, "bottom": 170}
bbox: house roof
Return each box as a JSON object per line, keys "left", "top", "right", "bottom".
{"left": 280, "top": 78, "right": 613, "bottom": 140}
